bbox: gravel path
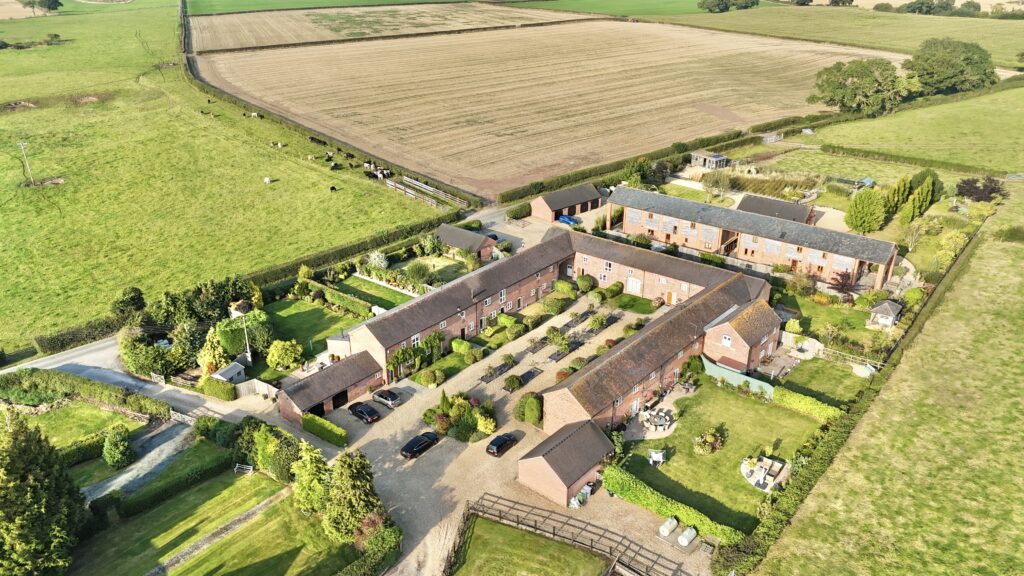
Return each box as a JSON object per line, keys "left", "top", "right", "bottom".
{"left": 82, "top": 422, "right": 193, "bottom": 502}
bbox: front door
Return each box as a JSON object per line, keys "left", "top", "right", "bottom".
{"left": 517, "top": 297, "right": 523, "bottom": 310}
{"left": 627, "top": 277, "right": 642, "bottom": 295}
{"left": 460, "top": 327, "right": 466, "bottom": 340}
{"left": 630, "top": 398, "right": 641, "bottom": 416}
{"left": 666, "top": 291, "right": 676, "bottom": 305}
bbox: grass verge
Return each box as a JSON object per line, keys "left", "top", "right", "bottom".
{"left": 454, "top": 516, "right": 608, "bottom": 576}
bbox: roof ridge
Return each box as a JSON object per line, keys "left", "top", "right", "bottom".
{"left": 538, "top": 420, "right": 589, "bottom": 457}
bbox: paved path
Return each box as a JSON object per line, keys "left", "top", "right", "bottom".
{"left": 82, "top": 421, "right": 192, "bottom": 502}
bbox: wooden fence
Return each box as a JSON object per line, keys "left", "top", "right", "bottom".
{"left": 403, "top": 176, "right": 469, "bottom": 208}
{"left": 385, "top": 179, "right": 444, "bottom": 209}
{"left": 235, "top": 378, "right": 276, "bottom": 398}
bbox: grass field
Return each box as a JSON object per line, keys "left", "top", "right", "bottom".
{"left": 175, "top": 494, "right": 360, "bottom": 576}
{"left": 0, "top": 0, "right": 436, "bottom": 349}
{"left": 190, "top": 3, "right": 596, "bottom": 51}
{"left": 799, "top": 89, "right": 1024, "bottom": 174}
{"left": 663, "top": 5, "right": 1024, "bottom": 67}
{"left": 69, "top": 458, "right": 119, "bottom": 487}
{"left": 247, "top": 299, "right": 355, "bottom": 380}
{"left": 777, "top": 293, "right": 872, "bottom": 345}
{"left": 336, "top": 275, "right": 413, "bottom": 309}
{"left": 757, "top": 183, "right": 1024, "bottom": 575}
{"left": 765, "top": 149, "right": 973, "bottom": 189}
{"left": 195, "top": 20, "right": 901, "bottom": 198}
{"left": 187, "top": 0, "right": 474, "bottom": 16}
{"left": 626, "top": 384, "right": 821, "bottom": 533}
{"left": 28, "top": 401, "right": 144, "bottom": 447}
{"left": 779, "top": 358, "right": 866, "bottom": 407}
{"left": 68, "top": 472, "right": 281, "bottom": 576}
{"left": 455, "top": 517, "right": 608, "bottom": 576}
{"left": 661, "top": 183, "right": 733, "bottom": 207}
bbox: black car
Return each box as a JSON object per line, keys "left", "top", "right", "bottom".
{"left": 486, "top": 433, "right": 518, "bottom": 457}
{"left": 372, "top": 389, "right": 402, "bottom": 409}
{"left": 400, "top": 432, "right": 439, "bottom": 459}
{"left": 348, "top": 402, "right": 381, "bottom": 424}
{"left": 485, "top": 232, "right": 499, "bottom": 241}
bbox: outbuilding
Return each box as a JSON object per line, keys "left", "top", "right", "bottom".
{"left": 529, "top": 183, "right": 603, "bottom": 222}
{"left": 277, "top": 351, "right": 383, "bottom": 423}
{"left": 870, "top": 300, "right": 903, "bottom": 328}
{"left": 211, "top": 362, "right": 247, "bottom": 385}
{"left": 517, "top": 420, "right": 613, "bottom": 507}
{"left": 434, "top": 223, "right": 498, "bottom": 261}
{"left": 690, "top": 150, "right": 729, "bottom": 170}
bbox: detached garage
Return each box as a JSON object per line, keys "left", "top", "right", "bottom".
{"left": 277, "top": 351, "right": 383, "bottom": 424}
{"left": 530, "top": 183, "right": 603, "bottom": 222}
{"left": 517, "top": 420, "right": 614, "bottom": 507}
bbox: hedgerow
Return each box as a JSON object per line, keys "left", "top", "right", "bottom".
{"left": 820, "top": 144, "right": 1002, "bottom": 176}
{"left": 302, "top": 413, "right": 349, "bottom": 447}
{"left": 57, "top": 432, "right": 105, "bottom": 466}
{"left": 2, "top": 369, "right": 170, "bottom": 419}
{"left": 772, "top": 388, "right": 843, "bottom": 423}
{"left": 116, "top": 450, "right": 233, "bottom": 517}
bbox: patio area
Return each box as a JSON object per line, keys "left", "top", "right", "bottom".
{"left": 623, "top": 382, "right": 697, "bottom": 442}
{"left": 739, "top": 456, "right": 790, "bottom": 493}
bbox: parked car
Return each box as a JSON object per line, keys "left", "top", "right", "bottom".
{"left": 486, "top": 433, "right": 518, "bottom": 457}
{"left": 485, "top": 232, "right": 499, "bottom": 241}
{"left": 348, "top": 402, "right": 381, "bottom": 424}
{"left": 401, "top": 432, "right": 439, "bottom": 459}
{"left": 557, "top": 215, "right": 580, "bottom": 226}
{"left": 372, "top": 389, "right": 402, "bottom": 409}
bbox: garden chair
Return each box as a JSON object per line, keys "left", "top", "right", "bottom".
{"left": 648, "top": 449, "right": 665, "bottom": 468}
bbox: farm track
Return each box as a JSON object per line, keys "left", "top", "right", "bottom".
{"left": 195, "top": 20, "right": 909, "bottom": 198}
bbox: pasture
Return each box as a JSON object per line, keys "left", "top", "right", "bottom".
{"left": 190, "top": 2, "right": 596, "bottom": 52}
{"left": 758, "top": 191, "right": 1024, "bottom": 575}
{"left": 195, "top": 20, "right": 903, "bottom": 198}
{"left": 0, "top": 0, "right": 437, "bottom": 348}
{"left": 663, "top": 5, "right": 1024, "bottom": 68}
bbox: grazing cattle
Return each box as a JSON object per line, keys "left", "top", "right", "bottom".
{"left": 263, "top": 176, "right": 271, "bottom": 185}
{"left": 199, "top": 110, "right": 209, "bottom": 115}
{"left": 330, "top": 162, "right": 338, "bottom": 170}
{"left": 330, "top": 185, "right": 337, "bottom": 192}
{"left": 326, "top": 152, "right": 334, "bottom": 160}
{"left": 251, "top": 112, "right": 259, "bottom": 118}
{"left": 307, "top": 155, "right": 316, "bottom": 161}
{"left": 308, "top": 136, "right": 327, "bottom": 146}
{"left": 364, "top": 171, "right": 377, "bottom": 180}
{"left": 363, "top": 161, "right": 371, "bottom": 169}
{"left": 344, "top": 152, "right": 355, "bottom": 159}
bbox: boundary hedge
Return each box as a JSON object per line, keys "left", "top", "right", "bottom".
{"left": 33, "top": 315, "right": 121, "bottom": 355}
{"left": 1, "top": 369, "right": 171, "bottom": 419}
{"left": 304, "top": 279, "right": 372, "bottom": 319}
{"left": 772, "top": 387, "right": 843, "bottom": 423}
{"left": 116, "top": 449, "right": 233, "bottom": 517}
{"left": 602, "top": 465, "right": 744, "bottom": 545}
{"left": 58, "top": 432, "right": 105, "bottom": 466}
{"left": 820, "top": 144, "right": 1004, "bottom": 176}
{"left": 301, "top": 413, "right": 348, "bottom": 447}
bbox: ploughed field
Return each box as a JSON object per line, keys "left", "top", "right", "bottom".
{"left": 195, "top": 19, "right": 903, "bottom": 198}
{"left": 189, "top": 2, "right": 599, "bottom": 52}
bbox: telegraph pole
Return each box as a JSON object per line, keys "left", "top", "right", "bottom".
{"left": 17, "top": 142, "right": 35, "bottom": 186}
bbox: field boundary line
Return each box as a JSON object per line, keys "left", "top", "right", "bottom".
{"left": 191, "top": 16, "right": 619, "bottom": 55}
{"left": 190, "top": 0, "right": 574, "bottom": 17}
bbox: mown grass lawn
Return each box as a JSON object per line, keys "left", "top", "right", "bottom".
{"left": 626, "top": 384, "right": 821, "bottom": 533}
{"left": 776, "top": 293, "right": 872, "bottom": 345}
{"left": 174, "top": 494, "right": 360, "bottom": 576}
{"left": 247, "top": 299, "right": 356, "bottom": 381}
{"left": 767, "top": 149, "right": 972, "bottom": 190}
{"left": 607, "top": 294, "right": 658, "bottom": 315}
{"left": 335, "top": 275, "right": 412, "bottom": 310}
{"left": 129, "top": 439, "right": 229, "bottom": 502}
{"left": 68, "top": 472, "right": 281, "bottom": 576}
{"left": 412, "top": 352, "right": 469, "bottom": 385}
{"left": 757, "top": 173, "right": 1024, "bottom": 575}
{"left": 661, "top": 183, "right": 733, "bottom": 207}
{"left": 397, "top": 255, "right": 468, "bottom": 284}
{"left": 0, "top": 0, "right": 437, "bottom": 348}
{"left": 69, "top": 459, "right": 119, "bottom": 488}
{"left": 455, "top": 517, "right": 608, "bottom": 576}
{"left": 28, "top": 401, "right": 144, "bottom": 448}
{"left": 663, "top": 6, "right": 1024, "bottom": 67}
{"left": 779, "top": 358, "right": 867, "bottom": 407}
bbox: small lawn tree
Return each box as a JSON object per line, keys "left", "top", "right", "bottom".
{"left": 702, "top": 170, "right": 731, "bottom": 202}
{"left": 197, "top": 327, "right": 230, "bottom": 376}
{"left": 845, "top": 188, "right": 886, "bottom": 233}
{"left": 267, "top": 339, "right": 303, "bottom": 371}
{"left": 292, "top": 440, "right": 329, "bottom": 516}
{"left": 102, "top": 423, "right": 134, "bottom": 469}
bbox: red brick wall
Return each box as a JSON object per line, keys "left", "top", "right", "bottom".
{"left": 565, "top": 253, "right": 706, "bottom": 305}
{"left": 278, "top": 391, "right": 303, "bottom": 425}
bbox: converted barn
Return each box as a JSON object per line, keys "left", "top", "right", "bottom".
{"left": 735, "top": 195, "right": 814, "bottom": 224}
{"left": 517, "top": 420, "right": 614, "bottom": 506}
{"left": 434, "top": 223, "right": 498, "bottom": 261}
{"left": 277, "top": 351, "right": 383, "bottom": 424}
{"left": 530, "top": 183, "right": 603, "bottom": 222}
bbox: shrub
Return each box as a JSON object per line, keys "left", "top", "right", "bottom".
{"left": 57, "top": 432, "right": 105, "bottom": 467}
{"left": 588, "top": 313, "right": 607, "bottom": 332}
{"left": 596, "top": 344, "right": 609, "bottom": 355}
{"left": 699, "top": 252, "right": 725, "bottom": 267}
{"left": 569, "top": 357, "right": 587, "bottom": 371}
{"left": 503, "top": 375, "right": 523, "bottom": 392}
{"left": 450, "top": 338, "right": 472, "bottom": 355}
{"left": 576, "top": 274, "right": 595, "bottom": 293}
{"left": 784, "top": 318, "right": 803, "bottom": 334}
{"left": 193, "top": 416, "right": 238, "bottom": 448}
{"left": 475, "top": 414, "right": 497, "bottom": 435}
{"left": 302, "top": 413, "right": 348, "bottom": 447}
{"left": 3, "top": 369, "right": 170, "bottom": 418}
{"left": 605, "top": 282, "right": 623, "bottom": 298}
{"left": 418, "top": 369, "right": 436, "bottom": 386}
{"left": 117, "top": 450, "right": 233, "bottom": 517}
{"left": 773, "top": 388, "right": 843, "bottom": 423}
{"left": 216, "top": 309, "right": 274, "bottom": 355}
{"left": 506, "top": 203, "right": 531, "bottom": 219}
{"left": 506, "top": 323, "right": 526, "bottom": 340}
{"left": 102, "top": 423, "right": 134, "bottom": 469}
{"left": 602, "top": 466, "right": 743, "bottom": 545}
{"left": 543, "top": 296, "right": 567, "bottom": 316}
{"left": 458, "top": 220, "right": 482, "bottom": 231}
{"left": 463, "top": 352, "right": 477, "bottom": 365}
{"left": 554, "top": 279, "right": 576, "bottom": 297}
{"left": 628, "top": 234, "right": 652, "bottom": 248}
{"left": 199, "top": 375, "right": 238, "bottom": 401}
{"left": 496, "top": 313, "right": 518, "bottom": 328}
{"left": 902, "top": 287, "right": 926, "bottom": 309}
{"left": 267, "top": 339, "right": 303, "bottom": 372}
{"left": 588, "top": 290, "right": 605, "bottom": 305}
{"left": 523, "top": 394, "right": 542, "bottom": 426}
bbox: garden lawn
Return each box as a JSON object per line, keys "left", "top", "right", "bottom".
{"left": 68, "top": 472, "right": 281, "bottom": 576}
{"left": 663, "top": 6, "right": 1024, "bottom": 67}
{"left": 174, "top": 495, "right": 359, "bottom": 576}
{"left": 607, "top": 294, "right": 658, "bottom": 315}
{"left": 397, "top": 255, "right": 468, "bottom": 284}
{"left": 28, "top": 401, "right": 144, "bottom": 448}
{"left": 661, "top": 183, "right": 733, "bottom": 207}
{"left": 248, "top": 299, "right": 356, "bottom": 381}
{"left": 69, "top": 458, "right": 119, "bottom": 487}
{"left": 520, "top": 292, "right": 574, "bottom": 320}
{"left": 776, "top": 293, "right": 872, "bottom": 344}
{"left": 128, "top": 439, "right": 229, "bottom": 503}
{"left": 779, "top": 358, "right": 866, "bottom": 407}
{"left": 412, "top": 352, "right": 469, "bottom": 385}
{"left": 625, "top": 384, "right": 821, "bottom": 533}
{"left": 757, "top": 167, "right": 1024, "bottom": 575}
{"left": 336, "top": 275, "right": 412, "bottom": 309}
{"left": 188, "top": 0, "right": 473, "bottom": 15}
{"left": 455, "top": 517, "right": 607, "bottom": 576}
{"left": 0, "top": 0, "right": 437, "bottom": 348}
{"left": 799, "top": 88, "right": 1024, "bottom": 174}
{"left": 470, "top": 325, "right": 510, "bottom": 351}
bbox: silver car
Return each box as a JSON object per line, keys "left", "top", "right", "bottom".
{"left": 372, "top": 389, "right": 402, "bottom": 409}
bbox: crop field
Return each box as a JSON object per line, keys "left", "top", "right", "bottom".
{"left": 758, "top": 193, "right": 1024, "bottom": 575}
{"left": 516, "top": 0, "right": 711, "bottom": 16}
{"left": 662, "top": 5, "right": 1024, "bottom": 68}
{"left": 187, "top": 0, "right": 479, "bottom": 17}
{"left": 0, "top": 0, "right": 35, "bottom": 19}
{"left": 0, "top": 0, "right": 437, "bottom": 348}
{"left": 190, "top": 2, "right": 597, "bottom": 52}
{"left": 195, "top": 20, "right": 903, "bottom": 198}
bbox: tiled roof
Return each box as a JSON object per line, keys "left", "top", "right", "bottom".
{"left": 713, "top": 299, "right": 781, "bottom": 346}
{"left": 736, "top": 195, "right": 812, "bottom": 224}
{"left": 538, "top": 183, "right": 601, "bottom": 212}
{"left": 434, "top": 224, "right": 492, "bottom": 254}
{"left": 520, "top": 420, "right": 613, "bottom": 486}
{"left": 871, "top": 299, "right": 902, "bottom": 316}
{"left": 561, "top": 273, "right": 760, "bottom": 416}
{"left": 609, "top": 187, "right": 897, "bottom": 264}
{"left": 280, "top": 351, "right": 380, "bottom": 410}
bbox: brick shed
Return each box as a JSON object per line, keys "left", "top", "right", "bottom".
{"left": 517, "top": 420, "right": 614, "bottom": 507}
{"left": 529, "top": 183, "right": 603, "bottom": 222}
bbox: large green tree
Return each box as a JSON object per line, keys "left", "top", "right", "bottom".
{"left": 845, "top": 188, "right": 887, "bottom": 233}
{"left": 322, "top": 450, "right": 383, "bottom": 543}
{"left": 809, "top": 59, "right": 917, "bottom": 116}
{"left": 291, "top": 441, "right": 329, "bottom": 516}
{"left": 0, "top": 409, "right": 84, "bottom": 575}
{"left": 904, "top": 38, "right": 997, "bottom": 96}
{"left": 698, "top": 0, "right": 732, "bottom": 12}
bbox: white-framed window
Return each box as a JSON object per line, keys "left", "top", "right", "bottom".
{"left": 759, "top": 335, "right": 767, "bottom": 345}
{"left": 599, "top": 274, "right": 608, "bottom": 282}
{"left": 467, "top": 323, "right": 475, "bottom": 332}
{"left": 548, "top": 265, "right": 554, "bottom": 272}
{"left": 582, "top": 256, "right": 589, "bottom": 264}
{"left": 374, "top": 371, "right": 382, "bottom": 379}
{"left": 680, "top": 282, "right": 689, "bottom": 292}
{"left": 499, "top": 289, "right": 506, "bottom": 304}
{"left": 484, "top": 297, "right": 491, "bottom": 306}
{"left": 633, "top": 383, "right": 642, "bottom": 394}
{"left": 541, "top": 283, "right": 547, "bottom": 291}
{"left": 660, "top": 277, "right": 667, "bottom": 285}
{"left": 411, "top": 333, "right": 420, "bottom": 347}
{"left": 565, "top": 265, "right": 573, "bottom": 276}
{"left": 704, "top": 242, "right": 712, "bottom": 249}
{"left": 649, "top": 371, "right": 657, "bottom": 380}
{"left": 627, "top": 268, "right": 634, "bottom": 276}
{"left": 604, "top": 262, "right": 612, "bottom": 272}
{"left": 439, "top": 320, "right": 447, "bottom": 329}
{"left": 759, "top": 349, "right": 766, "bottom": 359}
{"left": 722, "top": 335, "right": 732, "bottom": 347}
{"left": 459, "top": 311, "right": 466, "bottom": 320}
{"left": 400, "top": 342, "right": 407, "bottom": 349}
{"left": 490, "top": 310, "right": 497, "bottom": 320}
{"left": 677, "top": 350, "right": 684, "bottom": 359}
{"left": 530, "top": 288, "right": 536, "bottom": 296}
{"left": 535, "top": 272, "right": 541, "bottom": 279}
{"left": 614, "top": 396, "right": 623, "bottom": 407}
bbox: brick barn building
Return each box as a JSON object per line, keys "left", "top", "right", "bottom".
{"left": 529, "top": 183, "right": 603, "bottom": 222}
{"left": 517, "top": 420, "right": 614, "bottom": 507}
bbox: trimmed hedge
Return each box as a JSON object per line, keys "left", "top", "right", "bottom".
{"left": 335, "top": 525, "right": 403, "bottom": 576}
{"left": 820, "top": 144, "right": 1002, "bottom": 177}
{"left": 199, "top": 376, "right": 238, "bottom": 401}
{"left": 450, "top": 338, "right": 472, "bottom": 355}
{"left": 116, "top": 450, "right": 233, "bottom": 517}
{"left": 58, "top": 432, "right": 105, "bottom": 466}
{"left": 3, "top": 369, "right": 171, "bottom": 419}
{"left": 33, "top": 315, "right": 121, "bottom": 355}
{"left": 772, "top": 387, "right": 843, "bottom": 423}
{"left": 302, "top": 413, "right": 348, "bottom": 447}
{"left": 304, "top": 279, "right": 373, "bottom": 319}
{"left": 603, "top": 466, "right": 744, "bottom": 545}
{"left": 506, "top": 202, "right": 531, "bottom": 219}
{"left": 748, "top": 112, "right": 838, "bottom": 134}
